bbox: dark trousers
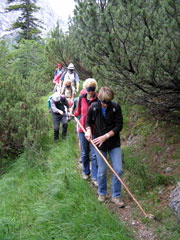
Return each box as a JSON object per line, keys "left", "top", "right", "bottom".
{"left": 52, "top": 112, "right": 68, "bottom": 140}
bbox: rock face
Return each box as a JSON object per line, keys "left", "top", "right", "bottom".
{"left": 169, "top": 182, "right": 180, "bottom": 223}
{"left": 0, "top": 0, "right": 66, "bottom": 39}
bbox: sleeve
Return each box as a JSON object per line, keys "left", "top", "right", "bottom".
{"left": 74, "top": 96, "right": 82, "bottom": 117}
{"left": 75, "top": 72, "right": 80, "bottom": 82}
{"left": 60, "top": 71, "right": 66, "bottom": 81}
{"left": 53, "top": 73, "right": 60, "bottom": 84}
{"left": 111, "top": 104, "right": 123, "bottom": 135}
{"left": 85, "top": 105, "right": 94, "bottom": 128}
{"left": 50, "top": 99, "right": 59, "bottom": 113}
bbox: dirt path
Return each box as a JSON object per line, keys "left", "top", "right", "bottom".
{"left": 77, "top": 157, "right": 157, "bottom": 240}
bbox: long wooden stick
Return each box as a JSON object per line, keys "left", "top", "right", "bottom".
{"left": 74, "top": 116, "right": 148, "bottom": 218}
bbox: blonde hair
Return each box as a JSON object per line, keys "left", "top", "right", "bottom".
{"left": 83, "top": 78, "right": 98, "bottom": 90}
{"left": 98, "top": 86, "right": 114, "bottom": 102}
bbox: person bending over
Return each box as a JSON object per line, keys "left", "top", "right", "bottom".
{"left": 50, "top": 92, "right": 69, "bottom": 141}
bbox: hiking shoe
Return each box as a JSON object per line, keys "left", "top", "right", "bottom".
{"left": 111, "top": 197, "right": 125, "bottom": 207}
{"left": 98, "top": 195, "right": 106, "bottom": 202}
{"left": 92, "top": 180, "right": 98, "bottom": 187}
{"left": 82, "top": 173, "right": 89, "bottom": 180}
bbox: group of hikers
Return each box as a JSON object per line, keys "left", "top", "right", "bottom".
{"left": 49, "top": 62, "right": 124, "bottom": 207}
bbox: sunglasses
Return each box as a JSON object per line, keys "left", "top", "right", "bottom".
{"left": 86, "top": 86, "right": 95, "bottom": 92}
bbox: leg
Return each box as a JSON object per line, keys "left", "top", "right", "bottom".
{"left": 90, "top": 141, "right": 98, "bottom": 181}
{"left": 61, "top": 114, "right": 68, "bottom": 137}
{"left": 78, "top": 132, "right": 90, "bottom": 176}
{"left": 109, "top": 147, "right": 122, "bottom": 198}
{"left": 96, "top": 149, "right": 107, "bottom": 196}
{"left": 52, "top": 113, "right": 61, "bottom": 141}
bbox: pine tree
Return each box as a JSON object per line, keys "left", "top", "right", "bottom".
{"left": 70, "top": 0, "right": 180, "bottom": 122}
{"left": 6, "top": 0, "right": 42, "bottom": 40}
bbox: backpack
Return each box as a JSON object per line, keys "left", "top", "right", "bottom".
{"left": 61, "top": 70, "right": 76, "bottom": 81}
{"left": 48, "top": 96, "right": 52, "bottom": 110}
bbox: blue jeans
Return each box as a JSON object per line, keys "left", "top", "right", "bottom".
{"left": 78, "top": 132, "right": 98, "bottom": 180}
{"left": 95, "top": 147, "right": 122, "bottom": 198}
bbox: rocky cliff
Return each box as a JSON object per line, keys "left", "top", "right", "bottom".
{"left": 0, "top": 0, "right": 66, "bottom": 39}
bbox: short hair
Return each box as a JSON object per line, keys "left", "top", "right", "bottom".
{"left": 98, "top": 86, "right": 114, "bottom": 102}
{"left": 83, "top": 78, "right": 98, "bottom": 90}
{"left": 64, "top": 80, "right": 71, "bottom": 86}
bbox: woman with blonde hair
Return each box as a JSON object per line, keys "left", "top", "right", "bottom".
{"left": 85, "top": 86, "right": 124, "bottom": 206}
{"left": 74, "top": 78, "right": 98, "bottom": 186}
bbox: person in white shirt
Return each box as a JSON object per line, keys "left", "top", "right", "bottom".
{"left": 60, "top": 63, "right": 80, "bottom": 93}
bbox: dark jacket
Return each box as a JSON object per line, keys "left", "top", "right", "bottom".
{"left": 86, "top": 101, "right": 123, "bottom": 151}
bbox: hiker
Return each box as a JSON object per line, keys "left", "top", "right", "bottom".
{"left": 50, "top": 91, "right": 69, "bottom": 141}
{"left": 85, "top": 86, "right": 124, "bottom": 207}
{"left": 53, "top": 63, "right": 65, "bottom": 93}
{"left": 61, "top": 80, "right": 75, "bottom": 107}
{"left": 60, "top": 63, "right": 80, "bottom": 93}
{"left": 73, "top": 78, "right": 98, "bottom": 186}
{"left": 54, "top": 62, "right": 64, "bottom": 76}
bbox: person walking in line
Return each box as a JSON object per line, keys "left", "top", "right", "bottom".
{"left": 85, "top": 86, "right": 124, "bottom": 206}
{"left": 61, "top": 80, "right": 75, "bottom": 107}
{"left": 60, "top": 63, "right": 80, "bottom": 93}
{"left": 54, "top": 62, "right": 64, "bottom": 76}
{"left": 50, "top": 91, "right": 69, "bottom": 141}
{"left": 73, "top": 78, "right": 98, "bottom": 186}
{"left": 53, "top": 62, "right": 65, "bottom": 93}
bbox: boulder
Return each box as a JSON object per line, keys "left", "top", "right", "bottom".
{"left": 169, "top": 182, "right": 180, "bottom": 223}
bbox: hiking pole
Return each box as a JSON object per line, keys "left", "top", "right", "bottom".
{"left": 73, "top": 116, "right": 151, "bottom": 218}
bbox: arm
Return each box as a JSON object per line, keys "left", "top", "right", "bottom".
{"left": 50, "top": 100, "right": 63, "bottom": 115}
{"left": 93, "top": 130, "right": 114, "bottom": 147}
{"left": 76, "top": 82, "right": 80, "bottom": 93}
{"left": 74, "top": 96, "right": 82, "bottom": 117}
{"left": 85, "top": 105, "right": 112, "bottom": 144}
{"left": 75, "top": 73, "right": 80, "bottom": 92}
{"left": 53, "top": 73, "right": 60, "bottom": 84}
{"left": 85, "top": 106, "right": 94, "bottom": 141}
{"left": 111, "top": 104, "right": 123, "bottom": 134}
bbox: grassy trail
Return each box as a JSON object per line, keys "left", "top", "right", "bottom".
{"left": 0, "top": 96, "right": 133, "bottom": 240}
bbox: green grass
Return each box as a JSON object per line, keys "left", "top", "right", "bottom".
{"left": 0, "top": 97, "right": 133, "bottom": 240}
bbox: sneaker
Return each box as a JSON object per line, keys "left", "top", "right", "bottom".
{"left": 92, "top": 180, "right": 98, "bottom": 187}
{"left": 98, "top": 195, "right": 106, "bottom": 202}
{"left": 82, "top": 173, "right": 89, "bottom": 180}
{"left": 111, "top": 197, "right": 125, "bottom": 207}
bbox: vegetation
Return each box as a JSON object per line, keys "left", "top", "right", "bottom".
{"left": 0, "top": 98, "right": 133, "bottom": 239}
{"left": 56, "top": 0, "right": 180, "bottom": 122}
{"left": 120, "top": 104, "right": 180, "bottom": 239}
{"left": 0, "top": 0, "right": 180, "bottom": 239}
{"left": 0, "top": 39, "right": 52, "bottom": 167}
{"left": 6, "top": 0, "right": 42, "bottom": 40}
